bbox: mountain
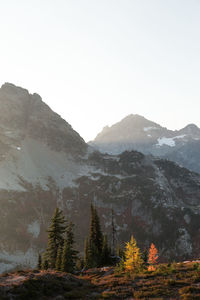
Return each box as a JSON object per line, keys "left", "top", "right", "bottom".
{"left": 0, "top": 85, "right": 200, "bottom": 273}
{"left": 90, "top": 114, "right": 200, "bottom": 173}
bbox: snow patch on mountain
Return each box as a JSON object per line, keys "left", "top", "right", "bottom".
{"left": 157, "top": 137, "right": 176, "bottom": 147}
{"left": 174, "top": 135, "right": 186, "bottom": 140}
{"left": 156, "top": 135, "right": 186, "bottom": 147}
{"left": 27, "top": 220, "right": 40, "bottom": 238}
{"left": 144, "top": 126, "right": 158, "bottom": 132}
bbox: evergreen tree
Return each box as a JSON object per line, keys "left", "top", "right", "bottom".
{"left": 41, "top": 253, "right": 49, "bottom": 270}
{"left": 76, "top": 257, "right": 84, "bottom": 271}
{"left": 89, "top": 204, "right": 103, "bottom": 253}
{"left": 46, "top": 208, "right": 66, "bottom": 268}
{"left": 61, "top": 222, "right": 78, "bottom": 273}
{"left": 142, "top": 248, "right": 148, "bottom": 264}
{"left": 101, "top": 235, "right": 111, "bottom": 266}
{"left": 61, "top": 239, "right": 70, "bottom": 272}
{"left": 111, "top": 208, "right": 116, "bottom": 255}
{"left": 88, "top": 204, "right": 103, "bottom": 267}
{"left": 43, "top": 259, "right": 49, "bottom": 270}
{"left": 37, "top": 253, "right": 42, "bottom": 270}
{"left": 84, "top": 237, "right": 91, "bottom": 268}
{"left": 55, "top": 245, "right": 63, "bottom": 271}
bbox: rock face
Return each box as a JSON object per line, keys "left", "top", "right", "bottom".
{"left": 0, "top": 85, "right": 200, "bottom": 272}
{"left": 90, "top": 114, "right": 200, "bottom": 174}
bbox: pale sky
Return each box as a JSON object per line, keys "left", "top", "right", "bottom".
{"left": 0, "top": 0, "right": 200, "bottom": 141}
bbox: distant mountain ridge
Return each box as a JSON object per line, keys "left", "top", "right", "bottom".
{"left": 90, "top": 114, "right": 200, "bottom": 173}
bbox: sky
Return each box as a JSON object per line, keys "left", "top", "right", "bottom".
{"left": 0, "top": 0, "right": 200, "bottom": 142}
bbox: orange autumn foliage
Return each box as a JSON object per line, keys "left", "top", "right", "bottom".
{"left": 148, "top": 243, "right": 158, "bottom": 265}
{"left": 148, "top": 265, "right": 156, "bottom": 271}
{"left": 124, "top": 235, "right": 143, "bottom": 272}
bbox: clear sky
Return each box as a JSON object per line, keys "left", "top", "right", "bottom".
{"left": 0, "top": 0, "right": 200, "bottom": 141}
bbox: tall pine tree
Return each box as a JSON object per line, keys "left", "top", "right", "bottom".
{"left": 55, "top": 245, "right": 63, "bottom": 271}
{"left": 90, "top": 204, "right": 103, "bottom": 252}
{"left": 61, "top": 222, "right": 78, "bottom": 273}
{"left": 46, "top": 208, "right": 66, "bottom": 268}
{"left": 111, "top": 208, "right": 116, "bottom": 255}
{"left": 84, "top": 237, "right": 91, "bottom": 268}
{"left": 86, "top": 204, "right": 103, "bottom": 267}
{"left": 41, "top": 252, "right": 49, "bottom": 270}
{"left": 37, "top": 253, "right": 42, "bottom": 270}
{"left": 101, "top": 235, "right": 111, "bottom": 266}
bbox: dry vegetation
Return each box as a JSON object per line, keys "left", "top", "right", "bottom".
{"left": 0, "top": 261, "right": 199, "bottom": 299}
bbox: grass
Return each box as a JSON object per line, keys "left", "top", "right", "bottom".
{"left": 82, "top": 261, "right": 200, "bottom": 299}
{"left": 0, "top": 261, "right": 199, "bottom": 299}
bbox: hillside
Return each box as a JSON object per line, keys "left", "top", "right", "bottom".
{"left": 90, "top": 114, "right": 200, "bottom": 174}
{"left": 0, "top": 261, "right": 199, "bottom": 299}
{"left": 0, "top": 84, "right": 200, "bottom": 272}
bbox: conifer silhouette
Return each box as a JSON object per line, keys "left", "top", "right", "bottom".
{"left": 46, "top": 208, "right": 66, "bottom": 268}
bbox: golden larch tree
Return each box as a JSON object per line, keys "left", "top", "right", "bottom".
{"left": 124, "top": 235, "right": 143, "bottom": 272}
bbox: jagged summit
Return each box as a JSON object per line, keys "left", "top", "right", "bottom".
{"left": 1, "top": 82, "right": 42, "bottom": 103}
{"left": 91, "top": 114, "right": 167, "bottom": 155}
{"left": 94, "top": 114, "right": 162, "bottom": 143}
{"left": 90, "top": 114, "right": 200, "bottom": 173}
{"left": 180, "top": 123, "right": 200, "bottom": 135}
{"left": 0, "top": 82, "right": 87, "bottom": 154}
{"left": 116, "top": 114, "right": 161, "bottom": 130}
{"left": 106, "top": 114, "right": 160, "bottom": 129}
{"left": 121, "top": 113, "right": 146, "bottom": 121}
{"left": 1, "top": 82, "right": 29, "bottom": 94}
{"left": 121, "top": 113, "right": 153, "bottom": 122}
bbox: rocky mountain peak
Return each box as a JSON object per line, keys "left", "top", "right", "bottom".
{"left": 90, "top": 114, "right": 200, "bottom": 173}
{"left": 0, "top": 83, "right": 87, "bottom": 155}
{"left": 94, "top": 114, "right": 162, "bottom": 144}
{"left": 180, "top": 123, "right": 200, "bottom": 135}
{"left": 115, "top": 114, "right": 160, "bottom": 130}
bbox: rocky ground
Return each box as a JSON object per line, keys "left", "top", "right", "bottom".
{"left": 0, "top": 261, "right": 199, "bottom": 299}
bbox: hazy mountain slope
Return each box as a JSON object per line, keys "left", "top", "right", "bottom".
{"left": 90, "top": 114, "right": 200, "bottom": 173}
{"left": 0, "top": 83, "right": 86, "bottom": 156}
{"left": 0, "top": 84, "right": 199, "bottom": 273}
{"left": 166, "top": 140, "right": 200, "bottom": 174}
